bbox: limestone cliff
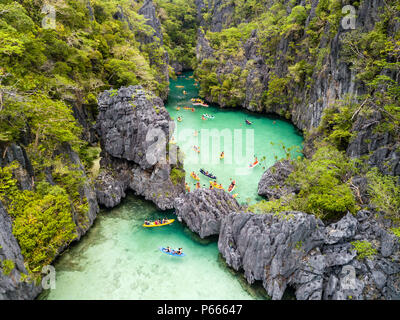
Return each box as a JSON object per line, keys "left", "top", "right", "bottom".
{"left": 95, "top": 85, "right": 185, "bottom": 210}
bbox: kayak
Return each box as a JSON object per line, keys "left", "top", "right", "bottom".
{"left": 176, "top": 85, "right": 184, "bottom": 88}
{"left": 245, "top": 119, "right": 252, "bottom": 125}
{"left": 160, "top": 247, "right": 186, "bottom": 257}
{"left": 193, "top": 146, "right": 200, "bottom": 153}
{"left": 203, "top": 114, "right": 214, "bottom": 119}
{"left": 228, "top": 183, "right": 236, "bottom": 192}
{"left": 190, "top": 172, "right": 200, "bottom": 181}
{"left": 249, "top": 160, "right": 259, "bottom": 168}
{"left": 177, "top": 117, "right": 183, "bottom": 122}
{"left": 143, "top": 219, "right": 175, "bottom": 228}
{"left": 220, "top": 154, "right": 224, "bottom": 159}
{"left": 200, "top": 168, "right": 216, "bottom": 180}
{"left": 210, "top": 181, "right": 224, "bottom": 190}
{"left": 232, "top": 193, "right": 238, "bottom": 198}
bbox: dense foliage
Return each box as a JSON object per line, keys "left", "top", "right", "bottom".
{"left": 155, "top": 0, "right": 198, "bottom": 69}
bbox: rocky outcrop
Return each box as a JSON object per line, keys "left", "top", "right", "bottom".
{"left": 0, "top": 201, "right": 41, "bottom": 300}
{"left": 218, "top": 209, "right": 400, "bottom": 300}
{"left": 257, "top": 160, "right": 296, "bottom": 199}
{"left": 177, "top": 186, "right": 400, "bottom": 300}
{"left": 174, "top": 188, "right": 241, "bottom": 238}
{"left": 218, "top": 211, "right": 325, "bottom": 299}
{"left": 95, "top": 85, "right": 185, "bottom": 210}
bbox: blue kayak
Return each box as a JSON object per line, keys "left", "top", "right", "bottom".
{"left": 160, "top": 247, "right": 186, "bottom": 257}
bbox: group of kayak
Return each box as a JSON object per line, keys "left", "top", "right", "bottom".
{"left": 201, "top": 113, "right": 214, "bottom": 120}
{"left": 191, "top": 98, "right": 209, "bottom": 107}
{"left": 176, "top": 106, "right": 195, "bottom": 112}
{"left": 143, "top": 218, "right": 186, "bottom": 257}
{"left": 190, "top": 169, "right": 237, "bottom": 193}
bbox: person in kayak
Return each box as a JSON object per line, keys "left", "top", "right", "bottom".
{"left": 144, "top": 219, "right": 150, "bottom": 225}
{"left": 165, "top": 246, "right": 171, "bottom": 253}
{"left": 175, "top": 248, "right": 183, "bottom": 255}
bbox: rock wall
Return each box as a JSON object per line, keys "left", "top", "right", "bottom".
{"left": 138, "top": 0, "right": 170, "bottom": 101}
{"left": 0, "top": 201, "right": 42, "bottom": 300}
{"left": 257, "top": 160, "right": 297, "bottom": 199}
{"left": 95, "top": 85, "right": 185, "bottom": 210}
{"left": 219, "top": 209, "right": 400, "bottom": 300}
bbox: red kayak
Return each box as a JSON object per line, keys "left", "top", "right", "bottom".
{"left": 249, "top": 160, "right": 259, "bottom": 168}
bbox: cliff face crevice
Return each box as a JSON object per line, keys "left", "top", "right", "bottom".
{"left": 95, "top": 85, "right": 185, "bottom": 210}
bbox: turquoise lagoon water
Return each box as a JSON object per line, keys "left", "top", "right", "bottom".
{"left": 166, "top": 72, "right": 303, "bottom": 204}
{"left": 41, "top": 72, "right": 303, "bottom": 300}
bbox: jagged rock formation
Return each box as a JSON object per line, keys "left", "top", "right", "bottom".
{"left": 218, "top": 209, "right": 400, "bottom": 300}
{"left": 174, "top": 188, "right": 241, "bottom": 238}
{"left": 95, "top": 85, "right": 185, "bottom": 210}
{"left": 257, "top": 160, "right": 297, "bottom": 199}
{"left": 0, "top": 201, "right": 41, "bottom": 300}
{"left": 138, "top": 0, "right": 169, "bottom": 100}
{"left": 174, "top": 188, "right": 399, "bottom": 300}
{"left": 138, "top": 0, "right": 163, "bottom": 44}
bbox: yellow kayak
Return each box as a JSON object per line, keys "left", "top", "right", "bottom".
{"left": 209, "top": 181, "right": 224, "bottom": 190}
{"left": 143, "top": 219, "right": 175, "bottom": 228}
{"left": 190, "top": 172, "right": 200, "bottom": 181}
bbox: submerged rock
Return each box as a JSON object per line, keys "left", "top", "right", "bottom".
{"left": 174, "top": 189, "right": 241, "bottom": 238}
{"left": 95, "top": 85, "right": 185, "bottom": 210}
